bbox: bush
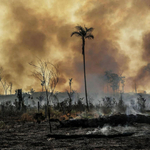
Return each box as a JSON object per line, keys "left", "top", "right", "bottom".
{"left": 20, "top": 113, "right": 34, "bottom": 122}
{"left": 49, "top": 107, "right": 63, "bottom": 119}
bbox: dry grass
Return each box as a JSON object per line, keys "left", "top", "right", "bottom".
{"left": 20, "top": 113, "right": 34, "bottom": 122}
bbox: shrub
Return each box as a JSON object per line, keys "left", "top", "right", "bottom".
{"left": 20, "top": 113, "right": 34, "bottom": 122}
{"left": 49, "top": 107, "right": 63, "bottom": 119}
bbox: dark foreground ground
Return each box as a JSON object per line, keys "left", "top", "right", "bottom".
{"left": 0, "top": 119, "right": 150, "bottom": 150}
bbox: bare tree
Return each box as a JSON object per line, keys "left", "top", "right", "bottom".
{"left": 29, "top": 58, "right": 59, "bottom": 133}
{"left": 0, "top": 67, "right": 11, "bottom": 95}
{"left": 104, "top": 70, "right": 112, "bottom": 93}
{"left": 9, "top": 82, "right": 12, "bottom": 94}
{"left": 69, "top": 78, "right": 73, "bottom": 94}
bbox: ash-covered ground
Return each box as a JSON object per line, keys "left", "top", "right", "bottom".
{"left": 0, "top": 93, "right": 150, "bottom": 149}
{"left": 1, "top": 118, "right": 150, "bottom": 150}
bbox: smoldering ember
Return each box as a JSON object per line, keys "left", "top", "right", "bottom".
{"left": 1, "top": 0, "right": 150, "bottom": 150}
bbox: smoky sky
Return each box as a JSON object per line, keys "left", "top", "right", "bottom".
{"left": 0, "top": 0, "right": 150, "bottom": 93}
{"left": 129, "top": 31, "right": 150, "bottom": 92}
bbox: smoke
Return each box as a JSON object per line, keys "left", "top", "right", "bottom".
{"left": 142, "top": 32, "right": 150, "bottom": 62}
{"left": 127, "top": 31, "right": 150, "bottom": 92}
{"left": 0, "top": 0, "right": 150, "bottom": 93}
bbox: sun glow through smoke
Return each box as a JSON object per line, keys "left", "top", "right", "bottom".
{"left": 0, "top": 0, "right": 150, "bottom": 93}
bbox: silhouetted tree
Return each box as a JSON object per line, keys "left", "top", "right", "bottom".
{"left": 104, "top": 70, "right": 112, "bottom": 93}
{"left": 110, "top": 73, "right": 120, "bottom": 94}
{"left": 71, "top": 26, "right": 94, "bottom": 111}
{"left": 104, "top": 71, "right": 125, "bottom": 95}
{"left": 120, "top": 76, "right": 125, "bottom": 93}
{"left": 137, "top": 94, "right": 146, "bottom": 112}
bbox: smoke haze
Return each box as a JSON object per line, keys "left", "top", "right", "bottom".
{"left": 0, "top": 0, "right": 150, "bottom": 93}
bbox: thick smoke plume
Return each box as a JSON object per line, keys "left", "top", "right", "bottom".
{"left": 0, "top": 0, "right": 150, "bottom": 93}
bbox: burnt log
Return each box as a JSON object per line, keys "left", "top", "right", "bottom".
{"left": 58, "top": 114, "right": 150, "bottom": 128}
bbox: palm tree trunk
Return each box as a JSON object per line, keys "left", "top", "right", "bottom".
{"left": 82, "top": 38, "right": 89, "bottom": 111}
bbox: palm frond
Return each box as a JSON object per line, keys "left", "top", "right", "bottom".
{"left": 85, "top": 34, "right": 94, "bottom": 39}
{"left": 75, "top": 26, "right": 84, "bottom": 32}
{"left": 75, "top": 26, "right": 86, "bottom": 36}
{"left": 71, "top": 32, "right": 82, "bottom": 37}
{"left": 85, "top": 27, "right": 94, "bottom": 33}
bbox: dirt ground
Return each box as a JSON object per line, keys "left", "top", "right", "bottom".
{"left": 0, "top": 120, "right": 150, "bottom": 150}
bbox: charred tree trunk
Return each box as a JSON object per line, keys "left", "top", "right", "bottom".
{"left": 46, "top": 89, "right": 52, "bottom": 133}
{"left": 38, "top": 101, "right": 40, "bottom": 112}
{"left": 18, "top": 89, "right": 22, "bottom": 110}
{"left": 45, "top": 105, "right": 47, "bottom": 118}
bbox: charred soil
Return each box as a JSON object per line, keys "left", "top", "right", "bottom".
{"left": 0, "top": 115, "right": 150, "bottom": 150}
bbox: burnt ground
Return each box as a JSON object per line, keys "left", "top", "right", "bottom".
{"left": 1, "top": 119, "right": 150, "bottom": 150}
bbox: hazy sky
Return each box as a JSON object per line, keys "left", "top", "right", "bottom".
{"left": 0, "top": 0, "right": 150, "bottom": 93}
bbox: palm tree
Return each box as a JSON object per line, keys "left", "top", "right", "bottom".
{"left": 71, "top": 26, "right": 94, "bottom": 111}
